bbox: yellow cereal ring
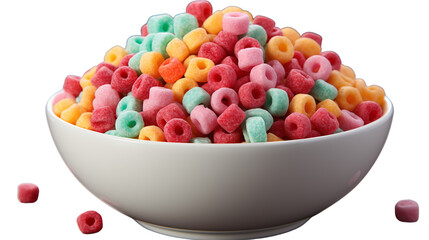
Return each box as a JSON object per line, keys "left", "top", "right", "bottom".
{"left": 78, "top": 86, "right": 97, "bottom": 112}
{"left": 140, "top": 51, "right": 165, "bottom": 79}
{"left": 60, "top": 103, "right": 85, "bottom": 125}
{"left": 222, "top": 6, "right": 253, "bottom": 21}
{"left": 183, "top": 28, "right": 210, "bottom": 54}
{"left": 80, "top": 66, "right": 96, "bottom": 89}
{"left": 267, "top": 133, "right": 283, "bottom": 142}
{"left": 340, "top": 64, "right": 356, "bottom": 79}
{"left": 327, "top": 70, "right": 356, "bottom": 90}
{"left": 76, "top": 112, "right": 93, "bottom": 130}
{"left": 265, "top": 36, "right": 294, "bottom": 64}
{"left": 54, "top": 98, "right": 75, "bottom": 117}
{"left": 183, "top": 54, "right": 197, "bottom": 69}
{"left": 281, "top": 27, "right": 300, "bottom": 45}
{"left": 354, "top": 79, "right": 386, "bottom": 107}
{"left": 184, "top": 57, "right": 215, "bottom": 82}
{"left": 335, "top": 86, "right": 362, "bottom": 111}
{"left": 316, "top": 99, "right": 342, "bottom": 118}
{"left": 164, "top": 82, "right": 174, "bottom": 89}
{"left": 166, "top": 38, "right": 190, "bottom": 62}
{"left": 139, "top": 126, "right": 165, "bottom": 141}
{"left": 104, "top": 46, "right": 128, "bottom": 67}
{"left": 294, "top": 37, "right": 321, "bottom": 58}
{"left": 202, "top": 11, "right": 224, "bottom": 35}
{"left": 171, "top": 78, "right": 198, "bottom": 102}
{"left": 289, "top": 94, "right": 316, "bottom": 118}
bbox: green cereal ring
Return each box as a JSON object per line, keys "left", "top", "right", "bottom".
{"left": 309, "top": 79, "right": 338, "bottom": 101}
{"left": 147, "top": 14, "right": 174, "bottom": 34}
{"left": 140, "top": 34, "right": 156, "bottom": 52}
{"left": 75, "top": 91, "right": 83, "bottom": 103}
{"left": 190, "top": 137, "right": 212, "bottom": 143}
{"left": 152, "top": 32, "right": 175, "bottom": 58}
{"left": 105, "top": 130, "right": 121, "bottom": 136}
{"left": 116, "top": 95, "right": 143, "bottom": 117}
{"left": 240, "top": 24, "right": 267, "bottom": 47}
{"left": 334, "top": 128, "right": 343, "bottom": 134}
{"left": 115, "top": 110, "right": 144, "bottom": 138}
{"left": 243, "top": 108, "right": 273, "bottom": 130}
{"left": 173, "top": 13, "right": 198, "bottom": 40}
{"left": 182, "top": 87, "right": 211, "bottom": 114}
{"left": 128, "top": 51, "right": 147, "bottom": 75}
{"left": 126, "top": 35, "right": 145, "bottom": 54}
{"left": 264, "top": 88, "right": 289, "bottom": 117}
{"left": 245, "top": 116, "right": 267, "bottom": 143}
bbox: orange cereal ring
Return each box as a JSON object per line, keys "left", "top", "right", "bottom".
{"left": 139, "top": 126, "right": 165, "bottom": 141}
{"left": 140, "top": 51, "right": 165, "bottom": 79}
{"left": 172, "top": 78, "right": 198, "bottom": 102}
{"left": 80, "top": 66, "right": 96, "bottom": 89}
{"left": 335, "top": 86, "right": 362, "bottom": 111}
{"left": 60, "top": 103, "right": 85, "bottom": 125}
{"left": 267, "top": 132, "right": 283, "bottom": 142}
{"left": 202, "top": 11, "right": 224, "bottom": 35}
{"left": 184, "top": 57, "right": 215, "bottom": 82}
{"left": 104, "top": 46, "right": 128, "bottom": 67}
{"left": 265, "top": 36, "right": 294, "bottom": 64}
{"left": 183, "top": 54, "right": 197, "bottom": 69}
{"left": 327, "top": 70, "right": 356, "bottom": 90}
{"left": 281, "top": 27, "right": 300, "bottom": 45}
{"left": 355, "top": 79, "right": 386, "bottom": 107}
{"left": 159, "top": 57, "right": 186, "bottom": 83}
{"left": 293, "top": 37, "right": 321, "bottom": 58}
{"left": 289, "top": 94, "right": 316, "bottom": 118}
{"left": 78, "top": 86, "right": 97, "bottom": 112}
{"left": 316, "top": 99, "right": 342, "bottom": 118}
{"left": 166, "top": 38, "right": 190, "bottom": 62}
{"left": 340, "top": 64, "right": 356, "bottom": 79}
{"left": 54, "top": 98, "right": 75, "bottom": 117}
{"left": 183, "top": 28, "right": 210, "bottom": 54}
{"left": 76, "top": 112, "right": 93, "bottom": 130}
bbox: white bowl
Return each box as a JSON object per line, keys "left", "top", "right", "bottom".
{"left": 46, "top": 93, "right": 393, "bottom": 240}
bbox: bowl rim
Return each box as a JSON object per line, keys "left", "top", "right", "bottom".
{"left": 46, "top": 91, "right": 393, "bottom": 147}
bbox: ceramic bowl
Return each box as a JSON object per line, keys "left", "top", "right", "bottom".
{"left": 46, "top": 93, "right": 393, "bottom": 240}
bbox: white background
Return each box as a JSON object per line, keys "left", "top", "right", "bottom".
{"left": 1, "top": 0, "right": 428, "bottom": 239}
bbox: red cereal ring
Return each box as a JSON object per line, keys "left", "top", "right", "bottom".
{"left": 238, "top": 82, "right": 266, "bottom": 109}
{"left": 77, "top": 211, "right": 103, "bottom": 234}
{"left": 164, "top": 118, "right": 192, "bottom": 142}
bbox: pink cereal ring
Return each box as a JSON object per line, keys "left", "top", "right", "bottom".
{"left": 249, "top": 63, "right": 277, "bottom": 91}
{"left": 222, "top": 12, "right": 250, "bottom": 35}
{"left": 284, "top": 112, "right": 311, "bottom": 140}
{"left": 164, "top": 118, "right": 192, "bottom": 143}
{"left": 190, "top": 105, "right": 218, "bottom": 134}
{"left": 353, "top": 101, "right": 383, "bottom": 124}
{"left": 143, "top": 87, "right": 174, "bottom": 111}
{"left": 53, "top": 90, "right": 75, "bottom": 106}
{"left": 237, "top": 47, "right": 264, "bottom": 72}
{"left": 267, "top": 60, "right": 285, "bottom": 85}
{"left": 338, "top": 109, "right": 364, "bottom": 131}
{"left": 320, "top": 51, "right": 342, "bottom": 71}
{"left": 92, "top": 84, "right": 121, "bottom": 113}
{"left": 303, "top": 55, "right": 332, "bottom": 81}
{"left": 210, "top": 87, "right": 239, "bottom": 115}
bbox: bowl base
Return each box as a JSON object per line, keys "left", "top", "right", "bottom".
{"left": 135, "top": 218, "right": 310, "bottom": 240}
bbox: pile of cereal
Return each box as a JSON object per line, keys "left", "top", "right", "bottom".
{"left": 53, "top": 0, "right": 386, "bottom": 143}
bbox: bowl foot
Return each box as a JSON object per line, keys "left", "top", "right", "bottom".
{"left": 135, "top": 218, "right": 310, "bottom": 240}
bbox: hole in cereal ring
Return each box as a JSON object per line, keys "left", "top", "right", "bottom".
{"left": 128, "top": 120, "right": 136, "bottom": 128}
{"left": 290, "top": 122, "right": 298, "bottom": 131}
{"left": 278, "top": 42, "right": 287, "bottom": 52}
{"left": 212, "top": 74, "right": 222, "bottom": 82}
{"left": 135, "top": 38, "right": 143, "bottom": 44}
{"left": 197, "top": 61, "right": 207, "bottom": 70}
{"left": 109, "top": 54, "right": 117, "bottom": 62}
{"left": 86, "top": 217, "right": 95, "bottom": 226}
{"left": 221, "top": 97, "right": 230, "bottom": 106}
{"left": 251, "top": 88, "right": 261, "bottom": 99}
{"left": 265, "top": 69, "right": 275, "bottom": 81}
{"left": 121, "top": 104, "right": 128, "bottom": 111}
{"left": 162, "top": 23, "right": 170, "bottom": 32}
{"left": 174, "top": 125, "right": 184, "bottom": 135}
{"left": 346, "top": 95, "right": 355, "bottom": 104}
{"left": 312, "top": 63, "right": 320, "bottom": 73}
{"left": 305, "top": 102, "right": 313, "bottom": 114}
{"left": 120, "top": 71, "right": 128, "bottom": 79}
